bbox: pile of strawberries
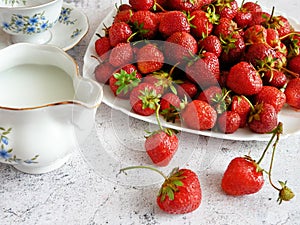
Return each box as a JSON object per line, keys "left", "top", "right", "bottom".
{"left": 94, "top": 0, "right": 300, "bottom": 135}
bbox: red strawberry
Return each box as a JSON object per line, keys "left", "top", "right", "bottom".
{"left": 160, "top": 92, "right": 181, "bottom": 122}
{"left": 113, "top": 9, "right": 133, "bottom": 23}
{"left": 254, "top": 86, "right": 286, "bottom": 113}
{"left": 190, "top": 10, "right": 213, "bottom": 38}
{"left": 244, "top": 25, "right": 267, "bottom": 44}
{"left": 248, "top": 11, "right": 270, "bottom": 27}
{"left": 94, "top": 61, "right": 115, "bottom": 84}
{"left": 109, "top": 43, "right": 134, "bottom": 68}
{"left": 159, "top": 11, "right": 190, "bottom": 38}
{"left": 213, "top": 17, "right": 237, "bottom": 37}
{"left": 226, "top": 61, "right": 263, "bottom": 96}
{"left": 197, "top": 86, "right": 222, "bottom": 105}
{"left": 157, "top": 168, "right": 202, "bottom": 214}
{"left": 248, "top": 102, "right": 278, "bottom": 134}
{"left": 266, "top": 15, "right": 293, "bottom": 38}
{"left": 94, "top": 35, "right": 111, "bottom": 60}
{"left": 230, "top": 95, "right": 251, "bottom": 128}
{"left": 242, "top": 1, "right": 262, "bottom": 13}
{"left": 233, "top": 1, "right": 262, "bottom": 28}
{"left": 186, "top": 52, "right": 220, "bottom": 89}
{"left": 118, "top": 4, "right": 132, "bottom": 11}
{"left": 221, "top": 156, "right": 264, "bottom": 196}
{"left": 176, "top": 80, "right": 198, "bottom": 99}
{"left": 168, "top": 0, "right": 203, "bottom": 12}
{"left": 217, "top": 111, "right": 241, "bottom": 134}
{"left": 262, "top": 69, "right": 287, "bottom": 88}
{"left": 215, "top": 0, "right": 238, "bottom": 20}
{"left": 130, "top": 82, "right": 160, "bottom": 116}
{"left": 283, "top": 32, "right": 300, "bottom": 58}
{"left": 130, "top": 10, "right": 159, "bottom": 39}
{"left": 198, "top": 35, "right": 222, "bottom": 57}
{"left": 287, "top": 55, "right": 300, "bottom": 75}
{"left": 219, "top": 33, "right": 246, "bottom": 66}
{"left": 266, "top": 28, "right": 280, "bottom": 48}
{"left": 136, "top": 43, "right": 164, "bottom": 74}
{"left": 109, "top": 64, "right": 142, "bottom": 99}
{"left": 181, "top": 100, "right": 217, "bottom": 130}
{"left": 165, "top": 31, "right": 198, "bottom": 64}
{"left": 284, "top": 78, "right": 300, "bottom": 109}
{"left": 145, "top": 129, "right": 178, "bottom": 166}
{"left": 129, "top": 0, "right": 154, "bottom": 11}
{"left": 244, "top": 43, "right": 277, "bottom": 69}
{"left": 108, "top": 22, "right": 132, "bottom": 47}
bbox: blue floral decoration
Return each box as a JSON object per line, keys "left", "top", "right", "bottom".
{"left": 1, "top": 11, "right": 54, "bottom": 34}
{"left": 59, "top": 7, "right": 77, "bottom": 25}
{"left": 0, "top": 127, "right": 39, "bottom": 164}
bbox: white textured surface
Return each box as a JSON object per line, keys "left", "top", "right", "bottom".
{"left": 1, "top": 0, "right": 300, "bottom": 224}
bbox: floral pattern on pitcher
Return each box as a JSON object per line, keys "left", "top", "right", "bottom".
{"left": 1, "top": 11, "right": 53, "bottom": 34}
{"left": 0, "top": 127, "right": 39, "bottom": 164}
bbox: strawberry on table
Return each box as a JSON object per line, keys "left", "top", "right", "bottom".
{"left": 120, "top": 166, "right": 202, "bottom": 214}
{"left": 181, "top": 100, "right": 217, "bottom": 130}
{"left": 221, "top": 156, "right": 264, "bottom": 196}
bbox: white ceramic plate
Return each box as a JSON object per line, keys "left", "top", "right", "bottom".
{"left": 0, "top": 3, "right": 88, "bottom": 51}
{"left": 83, "top": 8, "right": 300, "bottom": 142}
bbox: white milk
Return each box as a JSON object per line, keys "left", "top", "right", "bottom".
{"left": 0, "top": 64, "right": 75, "bottom": 108}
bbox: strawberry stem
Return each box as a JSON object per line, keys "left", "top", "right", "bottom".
{"left": 155, "top": 104, "right": 164, "bottom": 131}
{"left": 120, "top": 165, "right": 168, "bottom": 179}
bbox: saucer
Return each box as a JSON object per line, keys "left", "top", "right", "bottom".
{"left": 0, "top": 3, "right": 88, "bottom": 51}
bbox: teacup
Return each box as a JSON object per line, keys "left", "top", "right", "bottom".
{"left": 0, "top": 0, "right": 63, "bottom": 44}
{"left": 0, "top": 43, "right": 103, "bottom": 174}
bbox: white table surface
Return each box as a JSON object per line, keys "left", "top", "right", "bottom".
{"left": 1, "top": 0, "right": 300, "bottom": 224}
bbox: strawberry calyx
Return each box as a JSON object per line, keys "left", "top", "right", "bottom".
{"left": 248, "top": 102, "right": 263, "bottom": 123}
{"left": 211, "top": 87, "right": 232, "bottom": 114}
{"left": 139, "top": 87, "right": 161, "bottom": 110}
{"left": 277, "top": 181, "right": 295, "bottom": 204}
{"left": 205, "top": 4, "right": 220, "bottom": 25}
{"left": 114, "top": 69, "right": 141, "bottom": 95}
{"left": 219, "top": 34, "right": 238, "bottom": 54}
{"left": 158, "top": 167, "right": 186, "bottom": 201}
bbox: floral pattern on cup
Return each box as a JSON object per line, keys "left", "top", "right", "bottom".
{"left": 1, "top": 11, "right": 53, "bottom": 34}
{"left": 0, "top": 127, "right": 39, "bottom": 164}
{"left": 59, "top": 7, "right": 77, "bottom": 25}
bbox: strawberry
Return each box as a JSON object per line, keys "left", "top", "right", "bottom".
{"left": 266, "top": 15, "right": 293, "bottom": 38}
{"left": 243, "top": 25, "right": 267, "bottom": 44}
{"left": 159, "top": 11, "right": 190, "bottom": 38}
{"left": 109, "top": 64, "right": 142, "bottom": 99}
{"left": 254, "top": 86, "right": 286, "bottom": 113}
{"left": 130, "top": 10, "right": 159, "bottom": 39}
{"left": 213, "top": 17, "right": 237, "bottom": 37}
{"left": 94, "top": 35, "right": 111, "bottom": 60}
{"left": 157, "top": 168, "right": 201, "bottom": 214}
{"left": 190, "top": 10, "right": 214, "bottom": 38}
{"left": 94, "top": 61, "right": 115, "bottom": 84}
{"left": 186, "top": 52, "right": 220, "bottom": 89}
{"left": 284, "top": 78, "right": 300, "bottom": 109}
{"left": 248, "top": 11, "right": 270, "bottom": 27}
{"left": 118, "top": 4, "right": 132, "bottom": 11}
{"left": 242, "top": 1, "right": 262, "bottom": 13}
{"left": 244, "top": 42, "right": 277, "bottom": 69}
{"left": 145, "top": 128, "right": 179, "bottom": 166}
{"left": 109, "top": 42, "right": 134, "bottom": 68}
{"left": 283, "top": 32, "right": 300, "bottom": 58}
{"left": 219, "top": 33, "right": 246, "bottom": 66}
{"left": 221, "top": 156, "right": 264, "bottom": 196}
{"left": 287, "top": 55, "right": 300, "bottom": 75}
{"left": 262, "top": 69, "right": 287, "bottom": 88}
{"left": 168, "top": 0, "right": 203, "bottom": 12}
{"left": 108, "top": 22, "right": 133, "bottom": 47}
{"left": 266, "top": 28, "right": 280, "bottom": 48}
{"left": 197, "top": 86, "right": 222, "bottom": 105}
{"left": 248, "top": 102, "right": 278, "bottom": 134}
{"left": 165, "top": 31, "right": 198, "bottom": 64}
{"left": 176, "top": 80, "right": 198, "bottom": 99}
{"left": 217, "top": 111, "right": 241, "bottom": 134}
{"left": 136, "top": 43, "right": 164, "bottom": 74}
{"left": 129, "top": 0, "right": 154, "bottom": 11}
{"left": 159, "top": 92, "right": 181, "bottom": 122}
{"left": 181, "top": 100, "right": 217, "bottom": 130}
{"left": 113, "top": 9, "right": 133, "bottom": 23}
{"left": 233, "top": 1, "right": 262, "bottom": 28}
{"left": 129, "top": 82, "right": 161, "bottom": 116}
{"left": 226, "top": 61, "right": 263, "bottom": 96}
{"left": 198, "top": 35, "right": 222, "bottom": 57}
{"left": 230, "top": 95, "right": 251, "bottom": 128}
{"left": 215, "top": 0, "right": 238, "bottom": 20}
